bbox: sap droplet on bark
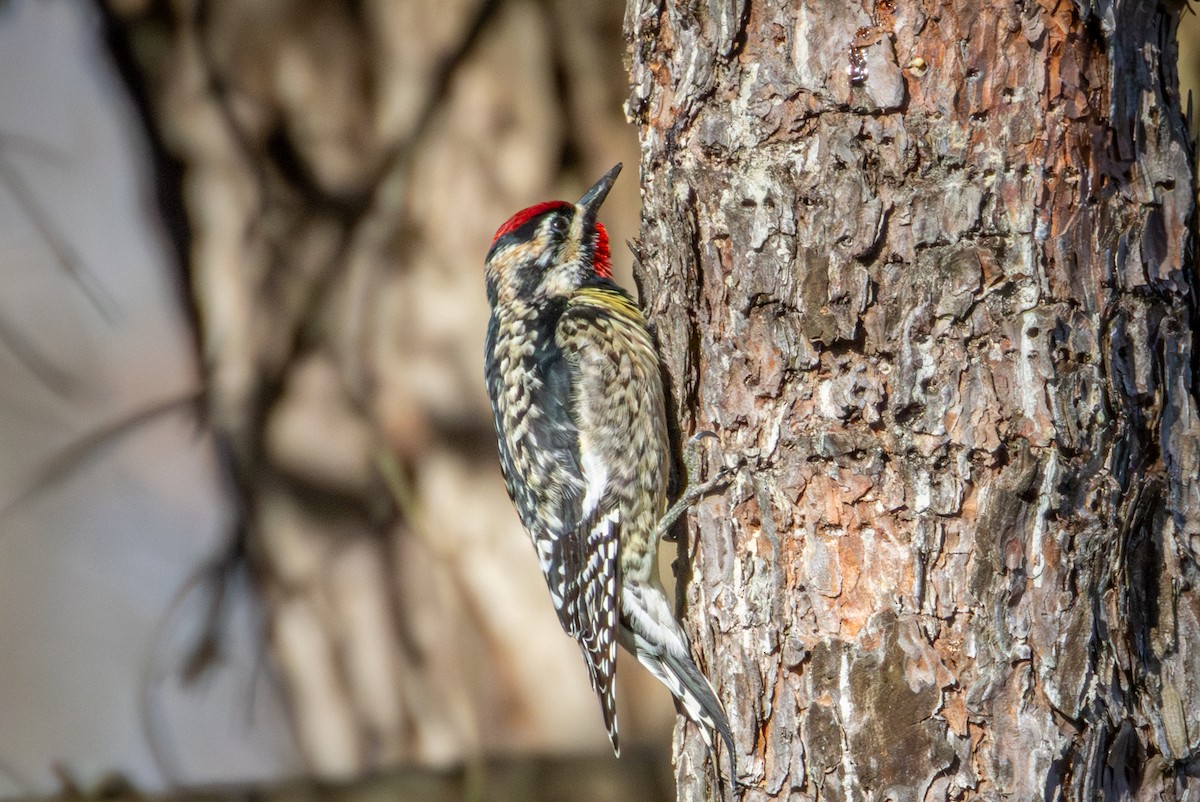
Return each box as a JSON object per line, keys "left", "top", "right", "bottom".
{"left": 845, "top": 26, "right": 906, "bottom": 110}
{"left": 849, "top": 26, "right": 875, "bottom": 86}
{"left": 849, "top": 46, "right": 869, "bottom": 86}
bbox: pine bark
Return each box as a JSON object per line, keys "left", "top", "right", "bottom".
{"left": 626, "top": 2, "right": 1200, "bottom": 800}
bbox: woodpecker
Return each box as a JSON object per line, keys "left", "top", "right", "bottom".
{"left": 483, "top": 164, "right": 734, "bottom": 771}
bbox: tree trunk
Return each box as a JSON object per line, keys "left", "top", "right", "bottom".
{"left": 626, "top": 1, "right": 1200, "bottom": 800}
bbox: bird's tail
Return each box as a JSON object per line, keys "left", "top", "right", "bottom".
{"left": 620, "top": 584, "right": 736, "bottom": 779}
{"left": 658, "top": 647, "right": 734, "bottom": 757}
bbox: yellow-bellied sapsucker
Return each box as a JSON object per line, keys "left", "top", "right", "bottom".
{"left": 483, "top": 164, "right": 734, "bottom": 768}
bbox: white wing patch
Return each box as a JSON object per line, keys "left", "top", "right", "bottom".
{"left": 580, "top": 444, "right": 609, "bottom": 524}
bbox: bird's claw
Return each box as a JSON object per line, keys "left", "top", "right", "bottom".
{"left": 657, "top": 430, "right": 742, "bottom": 542}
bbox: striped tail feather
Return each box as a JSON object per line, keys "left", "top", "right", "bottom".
{"left": 620, "top": 584, "right": 737, "bottom": 784}
{"left": 660, "top": 648, "right": 734, "bottom": 756}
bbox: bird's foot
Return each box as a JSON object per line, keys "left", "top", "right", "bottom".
{"left": 657, "top": 431, "right": 741, "bottom": 542}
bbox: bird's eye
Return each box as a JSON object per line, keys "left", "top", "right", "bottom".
{"left": 549, "top": 215, "right": 569, "bottom": 235}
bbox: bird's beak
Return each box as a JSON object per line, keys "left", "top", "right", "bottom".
{"left": 578, "top": 163, "right": 622, "bottom": 222}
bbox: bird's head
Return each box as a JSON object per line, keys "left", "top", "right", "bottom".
{"left": 484, "top": 164, "right": 621, "bottom": 307}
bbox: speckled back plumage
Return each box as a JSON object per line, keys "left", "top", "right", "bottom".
{"left": 485, "top": 280, "right": 664, "bottom": 753}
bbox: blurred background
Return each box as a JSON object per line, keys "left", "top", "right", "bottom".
{"left": 0, "top": 1, "right": 1197, "bottom": 800}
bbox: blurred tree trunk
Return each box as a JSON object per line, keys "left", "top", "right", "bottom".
{"left": 99, "top": 0, "right": 668, "bottom": 785}
{"left": 626, "top": 2, "right": 1200, "bottom": 800}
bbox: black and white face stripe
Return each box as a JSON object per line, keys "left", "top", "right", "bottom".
{"left": 486, "top": 206, "right": 594, "bottom": 302}
{"left": 486, "top": 203, "right": 575, "bottom": 264}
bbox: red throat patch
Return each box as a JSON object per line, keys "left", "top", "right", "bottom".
{"left": 491, "top": 201, "right": 572, "bottom": 243}
{"left": 592, "top": 222, "right": 612, "bottom": 279}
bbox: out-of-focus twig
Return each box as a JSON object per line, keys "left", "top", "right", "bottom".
{"left": 0, "top": 137, "right": 119, "bottom": 322}
{"left": 0, "top": 388, "right": 204, "bottom": 519}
